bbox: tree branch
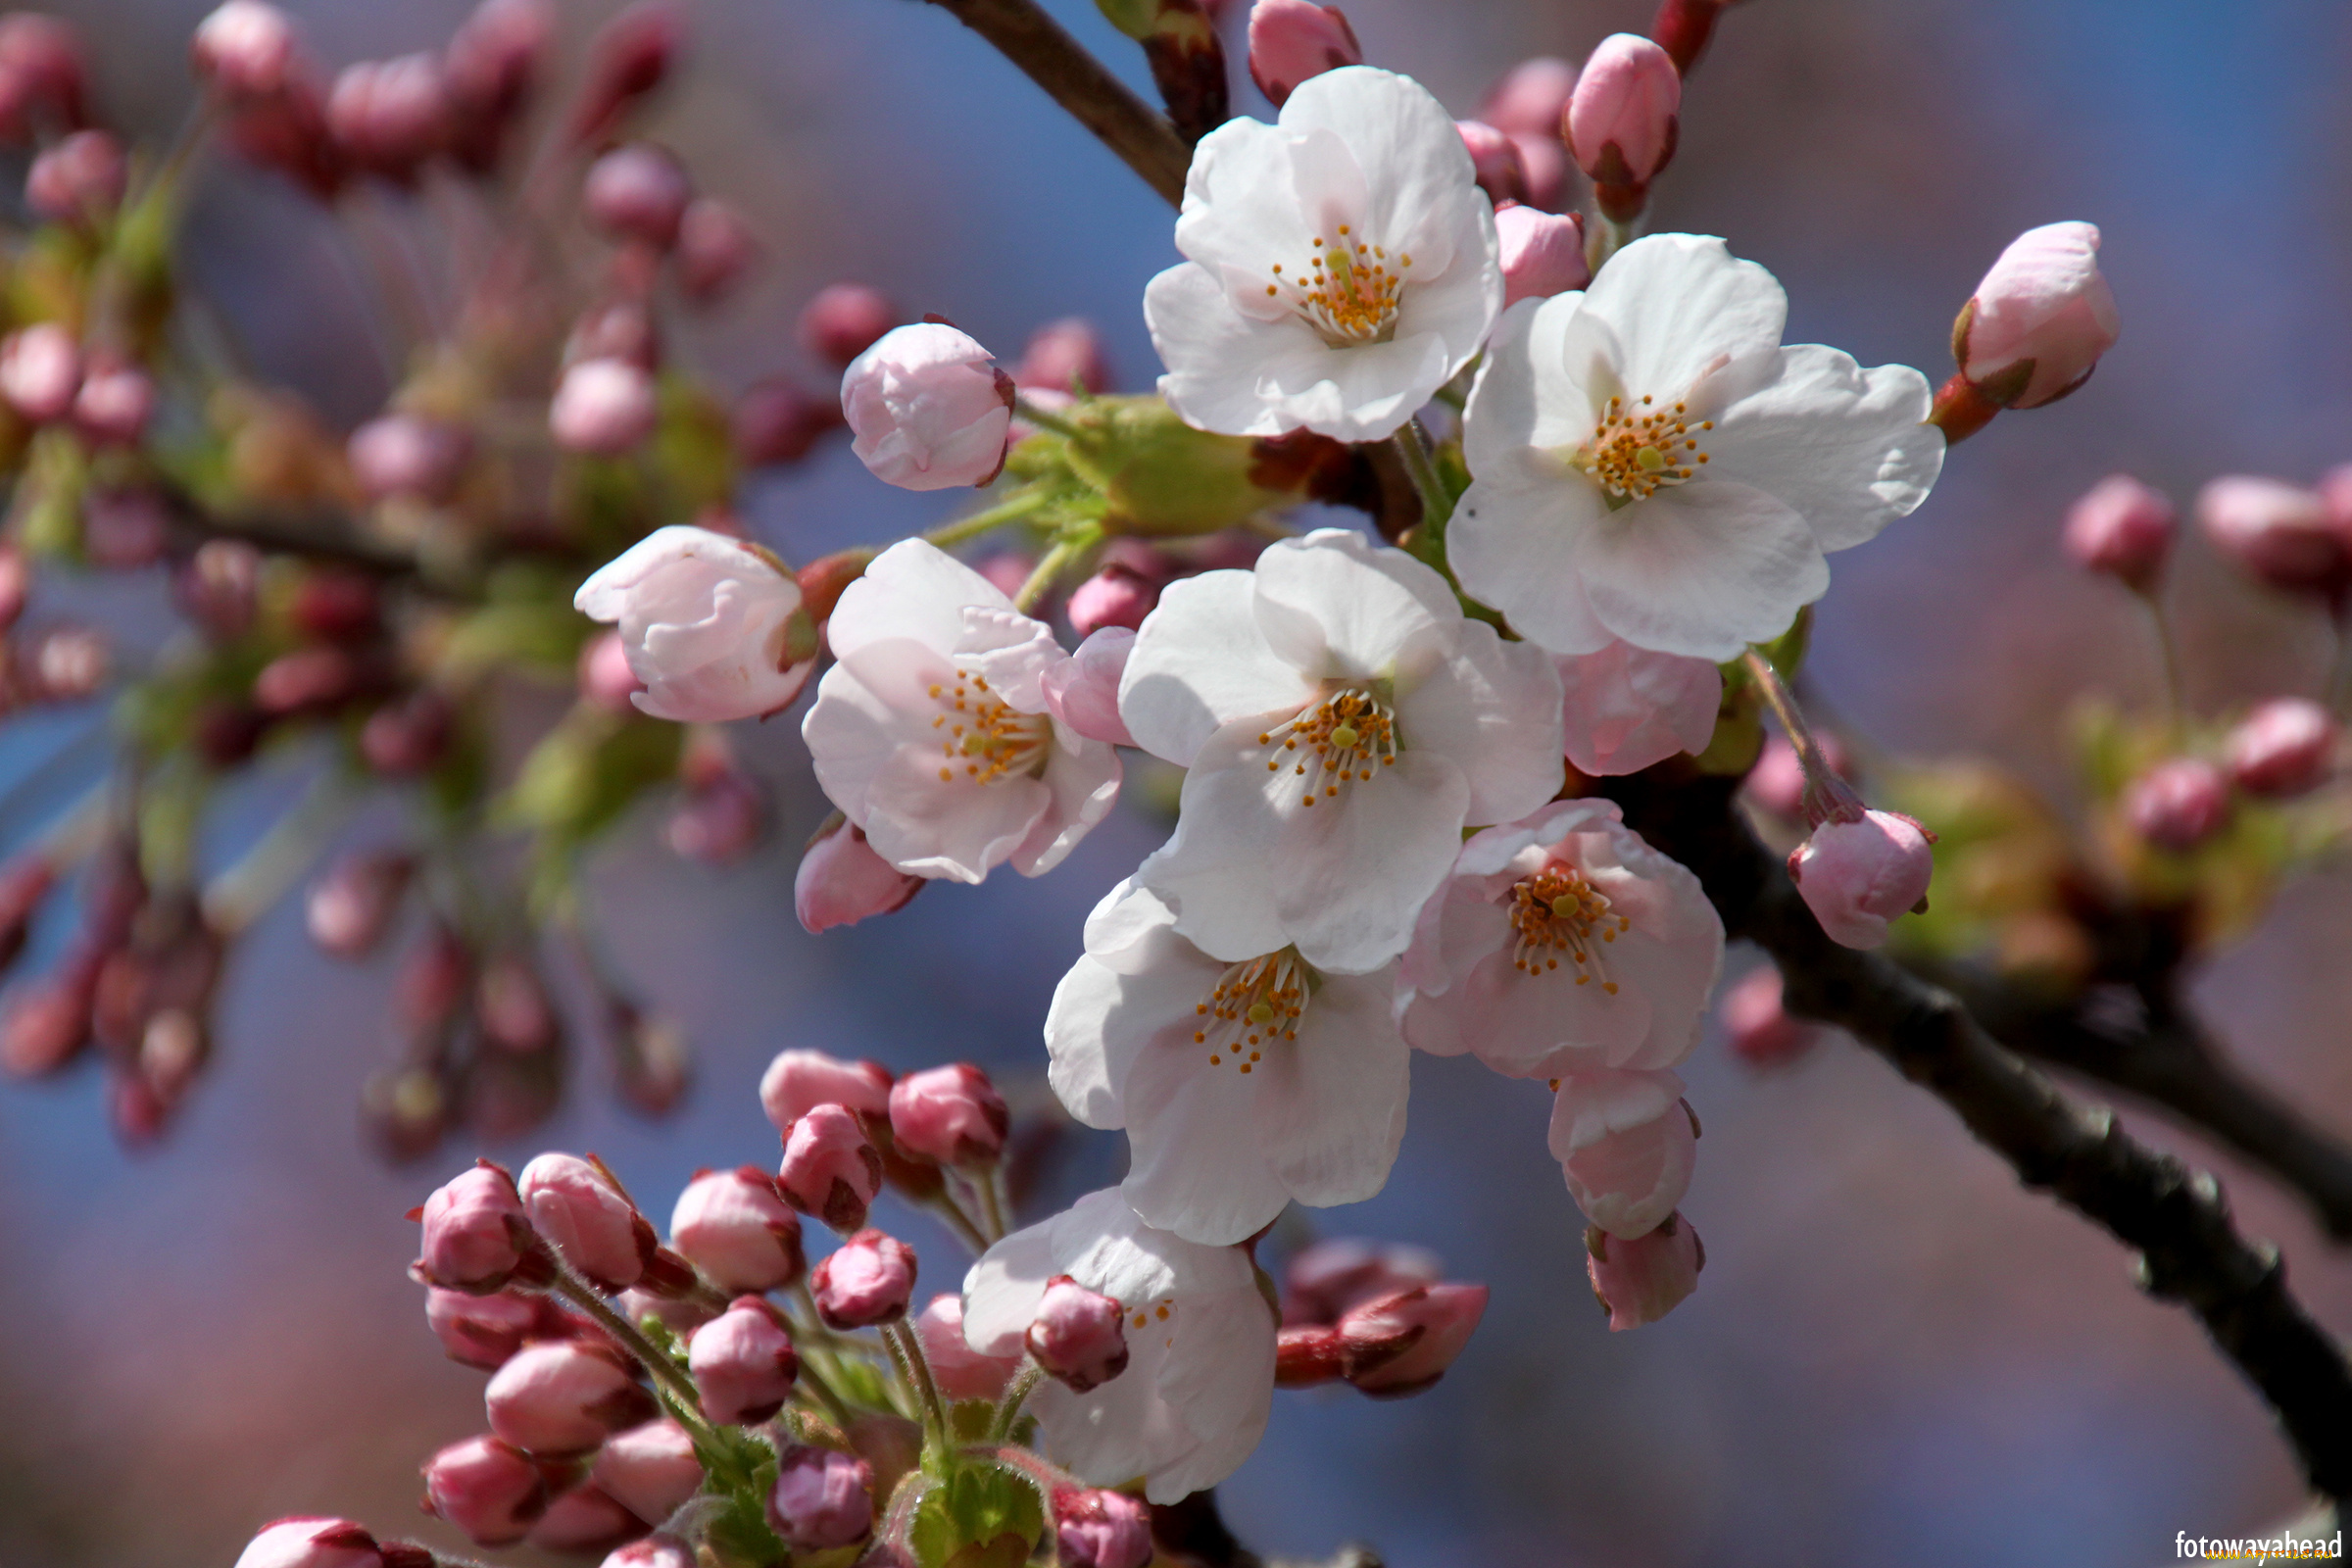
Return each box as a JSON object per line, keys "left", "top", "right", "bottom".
{"left": 912, "top": 0, "right": 1192, "bottom": 206}
{"left": 1602, "top": 768, "right": 2352, "bottom": 1503}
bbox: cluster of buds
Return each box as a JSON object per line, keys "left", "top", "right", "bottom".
{"left": 1273, "top": 1238, "right": 1490, "bottom": 1394}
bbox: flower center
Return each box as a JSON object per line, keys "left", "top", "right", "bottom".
{"left": 1572, "top": 394, "right": 1712, "bottom": 502}
{"left": 1258, "top": 689, "right": 1397, "bottom": 808}
{"left": 1263, "top": 224, "right": 1412, "bottom": 347}
{"left": 1508, "top": 866, "right": 1631, "bottom": 990}
{"left": 1192, "top": 951, "right": 1308, "bottom": 1074}
{"left": 927, "top": 666, "right": 1052, "bottom": 786}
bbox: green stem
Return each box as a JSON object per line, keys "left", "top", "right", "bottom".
{"left": 882, "top": 1319, "right": 950, "bottom": 1446}
{"left": 199, "top": 765, "right": 361, "bottom": 934}
{"left": 923, "top": 487, "right": 1054, "bottom": 550}
{"left": 1013, "top": 396, "right": 1089, "bottom": 440}
{"left": 990, "top": 1362, "right": 1045, "bottom": 1442}
{"left": 1013, "top": 534, "right": 1089, "bottom": 614}
{"left": 928, "top": 1191, "right": 994, "bottom": 1256}
{"left": 1587, "top": 212, "right": 1637, "bottom": 272}
{"left": 975, "top": 1168, "right": 1008, "bottom": 1246}
{"left": 1740, "top": 648, "right": 1856, "bottom": 823}
{"left": 2141, "top": 588, "right": 2189, "bottom": 734}
{"left": 1389, "top": 422, "right": 1452, "bottom": 528}
{"left": 548, "top": 1267, "right": 721, "bottom": 1447}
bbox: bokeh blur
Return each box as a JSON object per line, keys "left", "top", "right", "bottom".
{"left": 2, "top": 2, "right": 2350, "bottom": 1565}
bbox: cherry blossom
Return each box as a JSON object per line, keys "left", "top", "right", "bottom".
{"left": 1120, "top": 528, "right": 1561, "bottom": 972}
{"left": 962, "top": 1188, "right": 1275, "bottom": 1503}
{"left": 574, "top": 524, "right": 816, "bottom": 722}
{"left": 802, "top": 540, "right": 1121, "bottom": 883}
{"left": 1398, "top": 798, "right": 1723, "bottom": 1077}
{"left": 1557, "top": 639, "right": 1722, "bottom": 776}
{"left": 1144, "top": 66, "right": 1501, "bottom": 442}
{"left": 1548, "top": 1065, "right": 1696, "bottom": 1239}
{"left": 1046, "top": 878, "right": 1407, "bottom": 1244}
{"left": 1451, "top": 233, "right": 1944, "bottom": 660}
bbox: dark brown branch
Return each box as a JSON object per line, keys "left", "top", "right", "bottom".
{"left": 1602, "top": 768, "right": 2352, "bottom": 1503}
{"left": 914, "top": 0, "right": 1192, "bottom": 206}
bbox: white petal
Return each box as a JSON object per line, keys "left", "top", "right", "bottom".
{"left": 1577, "top": 481, "right": 1831, "bottom": 661}
{"left": 1447, "top": 474, "right": 1617, "bottom": 656}
{"left": 1046, "top": 911, "right": 1225, "bottom": 1130}
{"left": 1280, "top": 68, "right": 1482, "bottom": 273}
{"left": 1460, "top": 293, "right": 1599, "bottom": 478}
{"left": 1147, "top": 261, "right": 1337, "bottom": 440}
{"left": 1574, "top": 233, "right": 1787, "bottom": 398}
{"left": 1251, "top": 967, "right": 1409, "bottom": 1209}
{"left": 1130, "top": 791, "right": 1300, "bottom": 965}
{"left": 1704, "top": 343, "right": 1943, "bottom": 553}
{"left": 1391, "top": 617, "right": 1564, "bottom": 824}
{"left": 1122, "top": 570, "right": 1317, "bottom": 766}
{"left": 957, "top": 606, "right": 1063, "bottom": 710}
{"left": 1147, "top": 1283, "right": 1275, "bottom": 1501}
{"left": 1249, "top": 527, "right": 1456, "bottom": 680}
{"left": 862, "top": 745, "right": 1051, "bottom": 885}
{"left": 1051, "top": 1189, "right": 1185, "bottom": 1307}
{"left": 801, "top": 644, "right": 929, "bottom": 829}
{"left": 826, "top": 539, "right": 1014, "bottom": 664}
{"left": 1010, "top": 721, "right": 1122, "bottom": 877}
{"left": 960, "top": 1221, "right": 1060, "bottom": 1357}
{"left": 1121, "top": 1032, "right": 1292, "bottom": 1246}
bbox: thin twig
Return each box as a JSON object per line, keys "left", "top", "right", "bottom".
{"left": 1600, "top": 767, "right": 2352, "bottom": 1502}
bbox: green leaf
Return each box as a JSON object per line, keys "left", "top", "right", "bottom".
{"left": 906, "top": 1466, "right": 1046, "bottom": 1568}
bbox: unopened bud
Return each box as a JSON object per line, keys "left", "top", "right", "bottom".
{"left": 886, "top": 1061, "right": 1008, "bottom": 1168}
{"left": 1017, "top": 317, "right": 1112, "bottom": 396}
{"left": 444, "top": 0, "right": 552, "bottom": 170}
{"left": 799, "top": 282, "right": 898, "bottom": 368}
{"left": 2197, "top": 475, "right": 2350, "bottom": 601}
{"left": 601, "top": 1538, "right": 694, "bottom": 1568}
{"left": 808, "top": 1228, "right": 915, "bottom": 1329}
{"left": 486, "top": 1339, "right": 655, "bottom": 1455}
{"left": 760, "top": 1048, "right": 894, "bottom": 1128}
{"left": 842, "top": 322, "right": 1014, "bottom": 491}
{"left": 0, "top": 15, "right": 87, "bottom": 140}
{"left": 766, "top": 1445, "right": 874, "bottom": 1552}
{"left": 1495, "top": 203, "right": 1590, "bottom": 306}
{"left": 2227, "top": 698, "right": 2338, "bottom": 800}
{"left": 477, "top": 955, "right": 558, "bottom": 1054}
{"left": 1064, "top": 564, "right": 1159, "bottom": 639}
{"left": 420, "top": 1435, "right": 552, "bottom": 1544}
{"left": 780, "top": 1102, "right": 885, "bottom": 1231}
{"left": 1246, "top": 0, "right": 1360, "bottom": 108}
{"left": 526, "top": 1484, "right": 643, "bottom": 1556}
{"left": 732, "top": 377, "right": 839, "bottom": 466}
{"left": 577, "top": 630, "right": 646, "bottom": 713}
{"left": 0, "top": 323, "right": 78, "bottom": 422}
{"left": 2125, "top": 758, "right": 2231, "bottom": 853}
{"left": 80, "top": 488, "right": 171, "bottom": 569}
{"left": 552, "top": 358, "right": 660, "bottom": 456}
{"left": 690, "top": 1295, "right": 800, "bottom": 1423}
{"left": 664, "top": 765, "right": 764, "bottom": 866}
{"left": 914, "top": 1292, "right": 1018, "bottom": 1400}
{"left": 424, "top": 1286, "right": 551, "bottom": 1371}
{"left": 350, "top": 413, "right": 471, "bottom": 504}
{"left": 325, "top": 54, "right": 451, "bottom": 182}
{"left": 1586, "top": 1213, "right": 1702, "bottom": 1330}
{"left": 2062, "top": 472, "right": 2174, "bottom": 593}
{"left": 26, "top": 128, "right": 122, "bottom": 225}
{"left": 1951, "top": 221, "right": 2118, "bottom": 416}
{"left": 1565, "top": 33, "right": 1680, "bottom": 221}
{"left": 1720, "top": 963, "right": 1822, "bottom": 1068}
{"left": 73, "top": 360, "right": 155, "bottom": 447}
{"left": 518, "top": 1152, "right": 656, "bottom": 1291}
{"left": 1281, "top": 1237, "right": 1441, "bottom": 1325}
{"left": 791, "top": 815, "right": 920, "bottom": 932}
{"left": 1027, "top": 1273, "right": 1129, "bottom": 1392}
{"left": 592, "top": 1421, "right": 703, "bottom": 1527}
{"left": 1054, "top": 1489, "right": 1153, "bottom": 1568}
{"left": 359, "top": 689, "right": 456, "bottom": 778}
{"left": 584, "top": 142, "right": 691, "bottom": 249}
{"left": 1788, "top": 808, "right": 1935, "bottom": 950}
{"left": 1455, "top": 120, "right": 1526, "bottom": 207}
{"left": 568, "top": 0, "right": 680, "bottom": 147}
{"left": 193, "top": 1, "right": 299, "bottom": 97}
{"left": 305, "top": 850, "right": 412, "bottom": 959}
{"left": 1742, "top": 731, "right": 1853, "bottom": 821}
{"left": 669, "top": 1165, "right": 806, "bottom": 1293}
{"left": 233, "top": 1517, "right": 408, "bottom": 1568}
{"left": 1335, "top": 1282, "right": 1487, "bottom": 1396}
{"left": 1274, "top": 1324, "right": 1343, "bottom": 1387}
{"left": 176, "top": 539, "right": 261, "bottom": 639}
{"left": 415, "top": 1159, "right": 551, "bottom": 1294}
{"left": 676, "top": 198, "right": 758, "bottom": 302}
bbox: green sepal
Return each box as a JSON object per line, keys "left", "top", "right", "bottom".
{"left": 907, "top": 1465, "right": 1046, "bottom": 1568}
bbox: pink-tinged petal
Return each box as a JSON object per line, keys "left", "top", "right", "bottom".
{"left": 1146, "top": 1284, "right": 1277, "bottom": 1501}
{"left": 1009, "top": 721, "right": 1122, "bottom": 877}
{"left": 1129, "top": 801, "right": 1299, "bottom": 965}
{"left": 1548, "top": 1067, "right": 1695, "bottom": 1238}
{"left": 862, "top": 744, "right": 1052, "bottom": 884}
{"left": 1575, "top": 480, "right": 1830, "bottom": 661}
{"left": 1121, "top": 1027, "right": 1293, "bottom": 1245}
{"left": 1248, "top": 527, "right": 1457, "bottom": 678}
{"left": 1045, "top": 894, "right": 1223, "bottom": 1131}
{"left": 1703, "top": 343, "right": 1941, "bottom": 554}
{"left": 956, "top": 606, "right": 1064, "bottom": 710}
{"left": 824, "top": 538, "right": 1015, "bottom": 663}
{"left": 1557, "top": 640, "right": 1721, "bottom": 777}
{"left": 1250, "top": 967, "right": 1408, "bottom": 1211}
{"left": 802, "top": 638, "right": 950, "bottom": 830}
{"left": 1041, "top": 628, "right": 1138, "bottom": 748}
{"left": 959, "top": 1223, "right": 1060, "bottom": 1358}
{"left": 1123, "top": 569, "right": 1319, "bottom": 766}
{"left": 1390, "top": 617, "right": 1564, "bottom": 823}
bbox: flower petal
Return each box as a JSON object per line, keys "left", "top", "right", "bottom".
{"left": 826, "top": 538, "right": 1015, "bottom": 663}
{"left": 1391, "top": 616, "right": 1564, "bottom": 824}
{"left": 1010, "top": 719, "right": 1122, "bottom": 877}
{"left": 1250, "top": 968, "right": 1409, "bottom": 1211}
{"left": 1704, "top": 342, "right": 1943, "bottom": 553}
{"left": 1122, "top": 570, "right": 1318, "bottom": 766}
{"left": 1577, "top": 480, "right": 1830, "bottom": 661}
{"left": 1447, "top": 472, "right": 1617, "bottom": 656}
{"left": 1121, "top": 1031, "right": 1293, "bottom": 1246}
{"left": 1249, "top": 527, "right": 1456, "bottom": 680}
{"left": 1572, "top": 233, "right": 1787, "bottom": 398}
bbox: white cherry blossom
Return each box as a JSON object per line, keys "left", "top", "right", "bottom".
{"left": 1144, "top": 66, "right": 1501, "bottom": 443}
{"left": 1120, "top": 528, "right": 1562, "bottom": 974}
{"left": 1399, "top": 797, "right": 1723, "bottom": 1077}
{"left": 801, "top": 540, "right": 1119, "bottom": 883}
{"left": 961, "top": 1189, "right": 1275, "bottom": 1503}
{"left": 1451, "top": 233, "right": 1944, "bottom": 661}
{"left": 574, "top": 524, "right": 815, "bottom": 722}
{"left": 1046, "top": 878, "right": 1407, "bottom": 1246}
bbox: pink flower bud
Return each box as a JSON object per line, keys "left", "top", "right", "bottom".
{"left": 233, "top": 1518, "right": 399, "bottom": 1568}
{"left": 760, "top": 1048, "right": 894, "bottom": 1128}
{"left": 1788, "top": 809, "right": 1936, "bottom": 950}
{"left": 2124, "top": 758, "right": 2232, "bottom": 853}
{"left": 1245, "top": 0, "right": 1361, "bottom": 108}
{"left": 1274, "top": 1324, "right": 1343, "bottom": 1387}
{"left": 1586, "top": 1213, "right": 1702, "bottom": 1330}
{"left": 795, "top": 819, "right": 924, "bottom": 934}
{"left": 305, "top": 850, "right": 412, "bottom": 959}
{"left": 416, "top": 1160, "right": 549, "bottom": 1294}
{"left": 808, "top": 1228, "right": 916, "bottom": 1329}
{"left": 552, "top": 358, "right": 660, "bottom": 456}
{"left": 477, "top": 956, "right": 557, "bottom": 1054}
{"left": 519, "top": 1152, "right": 657, "bottom": 1292}
{"left": 26, "top": 128, "right": 122, "bottom": 224}
{"left": 486, "top": 1339, "right": 656, "bottom": 1454}
{"left": 690, "top": 1295, "right": 800, "bottom": 1423}
{"left": 914, "top": 1292, "right": 1018, "bottom": 1400}
{"left": 1719, "top": 964, "right": 1821, "bottom": 1068}
{"left": 670, "top": 1165, "right": 806, "bottom": 1293}
{"left": 2228, "top": 698, "right": 2339, "bottom": 800}
{"left": 592, "top": 1420, "right": 703, "bottom": 1526}
{"left": 676, "top": 199, "right": 758, "bottom": 302}
{"left": 1065, "top": 564, "right": 1159, "bottom": 639}
{"left": 1479, "top": 54, "right": 1577, "bottom": 139}
{"left": 780, "top": 1103, "right": 885, "bottom": 1231}
{"left": 1956, "top": 221, "right": 2119, "bottom": 410}
{"left": 193, "top": 2, "right": 299, "bottom": 97}
{"left": 0, "top": 16, "right": 85, "bottom": 140}
{"left": 1556, "top": 639, "right": 1720, "bottom": 777}
{"left": 766, "top": 1445, "right": 874, "bottom": 1552}
{"left": 1455, "top": 120, "right": 1527, "bottom": 207}
{"left": 602, "top": 1538, "right": 695, "bottom": 1568}
{"left": 578, "top": 629, "right": 647, "bottom": 713}
{"left": 584, "top": 142, "right": 691, "bottom": 249}
{"left": 349, "top": 414, "right": 470, "bottom": 504}
{"left": 0, "top": 544, "right": 27, "bottom": 631}
{"left": 1335, "top": 1281, "right": 1488, "bottom": 1396}
{"left": 73, "top": 360, "right": 154, "bottom": 446}
{"left": 221, "top": 74, "right": 343, "bottom": 200}
{"left": 887, "top": 1062, "right": 1008, "bottom": 1167}
{"left": 1026, "top": 1273, "right": 1130, "bottom": 1393}
{"left": 1281, "top": 1237, "right": 1442, "bottom": 1326}
{"left": 2061, "top": 473, "right": 2174, "bottom": 593}
{"left": 1, "top": 946, "right": 94, "bottom": 1079}
{"left": 424, "top": 1286, "right": 553, "bottom": 1371}
{"left": 1040, "top": 626, "right": 1138, "bottom": 748}
{"left": 572, "top": 525, "right": 813, "bottom": 722}
{"left": 665, "top": 763, "right": 766, "bottom": 866}
{"left": 291, "top": 567, "right": 382, "bottom": 642}
{"left": 1549, "top": 1069, "right": 1698, "bottom": 1240}
{"left": 799, "top": 282, "right": 899, "bottom": 369}
{"left": 732, "top": 377, "right": 838, "bottom": 466}
{"left": 359, "top": 689, "right": 456, "bottom": 778}
{"left": 568, "top": 0, "right": 679, "bottom": 147}
{"left": 528, "top": 1486, "right": 644, "bottom": 1555}
{"left": 1017, "top": 317, "right": 1112, "bottom": 395}
{"left": 1054, "top": 1489, "right": 1153, "bottom": 1568}
{"left": 422, "top": 1435, "right": 552, "bottom": 1544}
{"left": 444, "top": 0, "right": 552, "bottom": 171}
{"left": 2197, "top": 475, "right": 2350, "bottom": 600}
{"left": 1494, "top": 203, "right": 1589, "bottom": 307}
{"left": 1565, "top": 33, "right": 1680, "bottom": 217}
{"left": 0, "top": 323, "right": 78, "bottom": 422}
{"left": 326, "top": 55, "right": 451, "bottom": 182}
{"left": 566, "top": 298, "right": 660, "bottom": 370}
{"left": 842, "top": 322, "right": 1015, "bottom": 491}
